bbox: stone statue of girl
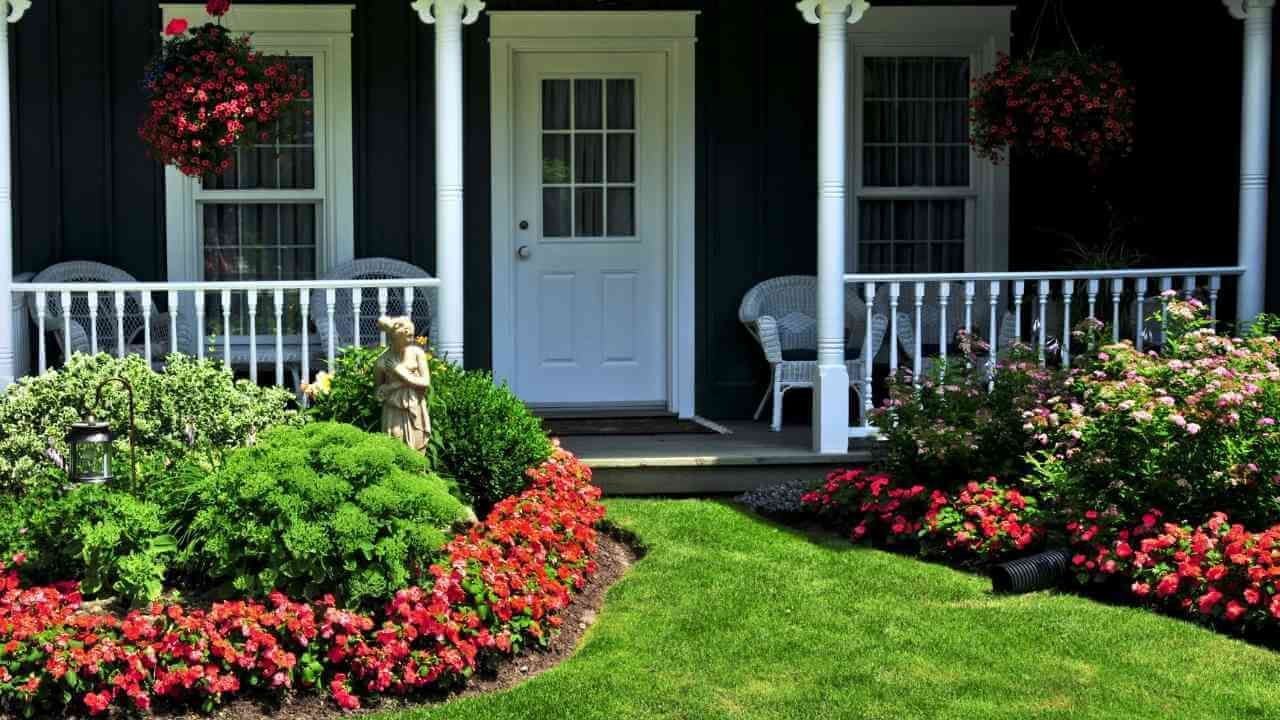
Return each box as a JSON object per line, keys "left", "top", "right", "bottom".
{"left": 374, "top": 316, "right": 431, "bottom": 452}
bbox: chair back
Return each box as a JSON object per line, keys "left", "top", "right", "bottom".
{"left": 739, "top": 275, "right": 876, "bottom": 354}
{"left": 310, "top": 258, "right": 436, "bottom": 354}
{"left": 29, "top": 261, "right": 146, "bottom": 356}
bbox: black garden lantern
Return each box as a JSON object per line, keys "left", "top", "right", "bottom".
{"left": 65, "top": 377, "right": 137, "bottom": 487}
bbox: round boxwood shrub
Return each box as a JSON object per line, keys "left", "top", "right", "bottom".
{"left": 309, "top": 347, "right": 552, "bottom": 511}
{"left": 164, "top": 422, "right": 473, "bottom": 607}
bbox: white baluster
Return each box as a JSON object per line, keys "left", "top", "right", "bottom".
{"left": 939, "top": 283, "right": 951, "bottom": 358}
{"left": 247, "top": 290, "right": 259, "bottom": 383}
{"left": 1160, "top": 277, "right": 1174, "bottom": 345}
{"left": 377, "top": 287, "right": 389, "bottom": 346}
{"left": 1182, "top": 275, "right": 1196, "bottom": 300}
{"left": 167, "top": 291, "right": 178, "bottom": 359}
{"left": 300, "top": 290, "right": 311, "bottom": 399}
{"left": 194, "top": 291, "right": 205, "bottom": 361}
{"left": 352, "top": 288, "right": 362, "bottom": 347}
{"left": 1062, "top": 281, "right": 1074, "bottom": 367}
{"left": 35, "top": 290, "right": 46, "bottom": 373}
{"left": 142, "top": 291, "right": 153, "bottom": 367}
{"left": 963, "top": 281, "right": 975, "bottom": 334}
{"left": 1135, "top": 278, "right": 1147, "bottom": 352}
{"left": 325, "top": 288, "right": 337, "bottom": 371}
{"left": 912, "top": 282, "right": 924, "bottom": 382}
{"left": 88, "top": 290, "right": 99, "bottom": 354}
{"left": 1087, "top": 278, "right": 1099, "bottom": 320}
{"left": 1209, "top": 275, "right": 1222, "bottom": 319}
{"left": 113, "top": 290, "right": 125, "bottom": 358}
{"left": 1037, "top": 280, "right": 1049, "bottom": 366}
{"left": 862, "top": 282, "right": 875, "bottom": 429}
{"left": 221, "top": 290, "right": 232, "bottom": 370}
{"left": 988, "top": 280, "right": 1001, "bottom": 384}
{"left": 274, "top": 288, "right": 285, "bottom": 386}
{"left": 1013, "top": 281, "right": 1025, "bottom": 343}
{"left": 888, "top": 282, "right": 900, "bottom": 375}
{"left": 1111, "top": 278, "right": 1123, "bottom": 343}
{"left": 60, "top": 291, "right": 71, "bottom": 365}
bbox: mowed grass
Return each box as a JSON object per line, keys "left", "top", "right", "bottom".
{"left": 379, "top": 499, "right": 1280, "bottom": 720}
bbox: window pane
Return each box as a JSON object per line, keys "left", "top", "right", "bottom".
{"left": 608, "top": 188, "right": 635, "bottom": 236}
{"left": 607, "top": 135, "right": 635, "bottom": 183}
{"left": 864, "top": 100, "right": 895, "bottom": 144}
{"left": 934, "top": 58, "right": 971, "bottom": 98}
{"left": 897, "top": 147, "right": 932, "bottom": 186}
{"left": 864, "top": 147, "right": 896, "bottom": 187}
{"left": 543, "top": 188, "right": 572, "bottom": 237}
{"left": 864, "top": 58, "right": 896, "bottom": 99}
{"left": 543, "top": 134, "right": 571, "bottom": 184}
{"left": 575, "top": 79, "right": 603, "bottom": 130}
{"left": 607, "top": 79, "right": 636, "bottom": 129}
{"left": 543, "top": 80, "right": 571, "bottom": 130}
{"left": 576, "top": 188, "right": 603, "bottom": 237}
{"left": 898, "top": 58, "right": 933, "bottom": 98}
{"left": 575, "top": 133, "right": 603, "bottom": 183}
{"left": 935, "top": 146, "right": 969, "bottom": 187}
{"left": 898, "top": 102, "right": 932, "bottom": 144}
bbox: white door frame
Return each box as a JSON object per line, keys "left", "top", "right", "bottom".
{"left": 489, "top": 11, "right": 698, "bottom": 418}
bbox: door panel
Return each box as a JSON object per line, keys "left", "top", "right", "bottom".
{"left": 513, "top": 53, "right": 668, "bottom": 406}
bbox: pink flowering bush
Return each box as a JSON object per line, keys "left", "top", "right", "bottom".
{"left": 1027, "top": 296, "right": 1280, "bottom": 527}
{"left": 872, "top": 340, "right": 1067, "bottom": 488}
{"left": 0, "top": 449, "right": 604, "bottom": 717}
{"left": 802, "top": 469, "right": 931, "bottom": 545}
{"left": 921, "top": 480, "right": 1045, "bottom": 564}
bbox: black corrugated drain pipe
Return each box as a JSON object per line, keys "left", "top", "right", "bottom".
{"left": 990, "top": 548, "right": 1072, "bottom": 594}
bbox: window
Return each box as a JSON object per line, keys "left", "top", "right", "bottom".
{"left": 540, "top": 78, "right": 638, "bottom": 239}
{"left": 848, "top": 8, "right": 1012, "bottom": 274}
{"left": 162, "top": 4, "right": 355, "bottom": 330}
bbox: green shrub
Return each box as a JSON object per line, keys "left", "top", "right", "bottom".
{"left": 0, "top": 353, "right": 300, "bottom": 494}
{"left": 165, "top": 422, "right": 472, "bottom": 607}
{"left": 309, "top": 346, "right": 552, "bottom": 510}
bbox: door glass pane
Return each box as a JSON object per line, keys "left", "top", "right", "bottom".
{"left": 576, "top": 188, "right": 603, "bottom": 237}
{"left": 543, "top": 80, "right": 571, "bottom": 130}
{"left": 608, "top": 189, "right": 635, "bottom": 236}
{"left": 543, "top": 188, "right": 572, "bottom": 237}
{"left": 607, "top": 135, "right": 634, "bottom": 183}
{"left": 575, "top": 79, "right": 603, "bottom": 130}
{"left": 607, "top": 79, "right": 636, "bottom": 129}
{"left": 575, "top": 134, "right": 604, "bottom": 184}
{"left": 543, "top": 134, "right": 571, "bottom": 184}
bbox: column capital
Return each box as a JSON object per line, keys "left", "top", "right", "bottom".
{"left": 412, "top": 0, "right": 485, "bottom": 26}
{"left": 5, "top": 0, "right": 32, "bottom": 24}
{"left": 797, "top": 0, "right": 870, "bottom": 25}
{"left": 1225, "top": 0, "right": 1277, "bottom": 21}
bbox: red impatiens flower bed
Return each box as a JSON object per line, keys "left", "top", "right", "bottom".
{"left": 1069, "top": 508, "right": 1280, "bottom": 628}
{"left": 0, "top": 449, "right": 604, "bottom": 717}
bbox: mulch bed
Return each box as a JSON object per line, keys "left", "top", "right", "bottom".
{"left": 5, "top": 533, "right": 638, "bottom": 720}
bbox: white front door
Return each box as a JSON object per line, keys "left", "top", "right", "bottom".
{"left": 512, "top": 52, "right": 669, "bottom": 407}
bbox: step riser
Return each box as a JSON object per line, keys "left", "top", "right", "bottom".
{"left": 593, "top": 462, "right": 865, "bottom": 496}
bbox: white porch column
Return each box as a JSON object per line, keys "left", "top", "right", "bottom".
{"left": 414, "top": 0, "right": 484, "bottom": 367}
{"left": 799, "top": 0, "right": 868, "bottom": 453}
{"left": 0, "top": 1, "right": 30, "bottom": 387}
{"left": 1227, "top": 0, "right": 1276, "bottom": 323}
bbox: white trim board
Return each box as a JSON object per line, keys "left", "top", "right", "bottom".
{"left": 489, "top": 12, "right": 698, "bottom": 419}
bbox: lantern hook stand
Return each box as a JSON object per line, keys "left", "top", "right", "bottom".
{"left": 89, "top": 376, "right": 138, "bottom": 489}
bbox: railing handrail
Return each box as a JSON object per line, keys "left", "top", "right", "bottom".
{"left": 842, "top": 266, "right": 1247, "bottom": 285}
{"left": 11, "top": 278, "right": 442, "bottom": 293}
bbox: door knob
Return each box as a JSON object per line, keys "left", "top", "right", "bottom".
{"left": 517, "top": 245, "right": 532, "bottom": 260}
{"left": 518, "top": 220, "right": 530, "bottom": 230}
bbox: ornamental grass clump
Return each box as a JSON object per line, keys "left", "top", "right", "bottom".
{"left": 1026, "top": 296, "right": 1280, "bottom": 528}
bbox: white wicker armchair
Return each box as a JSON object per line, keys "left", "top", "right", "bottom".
{"left": 309, "top": 258, "right": 437, "bottom": 365}
{"left": 739, "top": 275, "right": 889, "bottom": 432}
{"left": 28, "top": 261, "right": 191, "bottom": 363}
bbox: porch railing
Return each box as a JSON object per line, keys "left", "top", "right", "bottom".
{"left": 843, "top": 266, "right": 1249, "bottom": 437}
{"left": 10, "top": 278, "right": 443, "bottom": 394}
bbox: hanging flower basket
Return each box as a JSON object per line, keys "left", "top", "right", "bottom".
{"left": 138, "top": 1, "right": 308, "bottom": 178}
{"left": 969, "top": 51, "right": 1136, "bottom": 169}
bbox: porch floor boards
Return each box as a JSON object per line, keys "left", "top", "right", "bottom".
{"left": 558, "top": 421, "right": 876, "bottom": 496}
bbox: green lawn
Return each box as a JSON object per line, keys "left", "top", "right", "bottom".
{"left": 378, "top": 499, "right": 1280, "bottom": 720}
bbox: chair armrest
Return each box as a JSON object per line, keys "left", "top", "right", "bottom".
{"left": 753, "top": 315, "right": 784, "bottom": 365}
{"left": 44, "top": 317, "right": 91, "bottom": 357}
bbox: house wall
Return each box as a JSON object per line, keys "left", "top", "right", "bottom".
{"left": 6, "top": 0, "right": 1277, "bottom": 419}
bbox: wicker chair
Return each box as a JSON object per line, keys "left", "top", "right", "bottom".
{"left": 739, "top": 275, "right": 889, "bottom": 432}
{"left": 309, "top": 258, "right": 436, "bottom": 366}
{"left": 27, "top": 261, "right": 190, "bottom": 364}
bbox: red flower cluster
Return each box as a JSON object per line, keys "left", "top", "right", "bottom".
{"left": 1069, "top": 508, "right": 1280, "bottom": 629}
{"left": 139, "top": 20, "right": 307, "bottom": 177}
{"left": 970, "top": 51, "right": 1136, "bottom": 169}
{"left": 0, "top": 450, "right": 604, "bottom": 716}
{"left": 801, "top": 469, "right": 931, "bottom": 544}
{"left": 922, "top": 480, "right": 1044, "bottom": 561}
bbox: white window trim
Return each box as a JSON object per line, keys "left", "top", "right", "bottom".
{"left": 159, "top": 4, "right": 355, "bottom": 283}
{"left": 488, "top": 11, "right": 699, "bottom": 419}
{"left": 847, "top": 6, "right": 1013, "bottom": 273}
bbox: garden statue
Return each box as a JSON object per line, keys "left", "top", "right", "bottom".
{"left": 374, "top": 316, "right": 431, "bottom": 452}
